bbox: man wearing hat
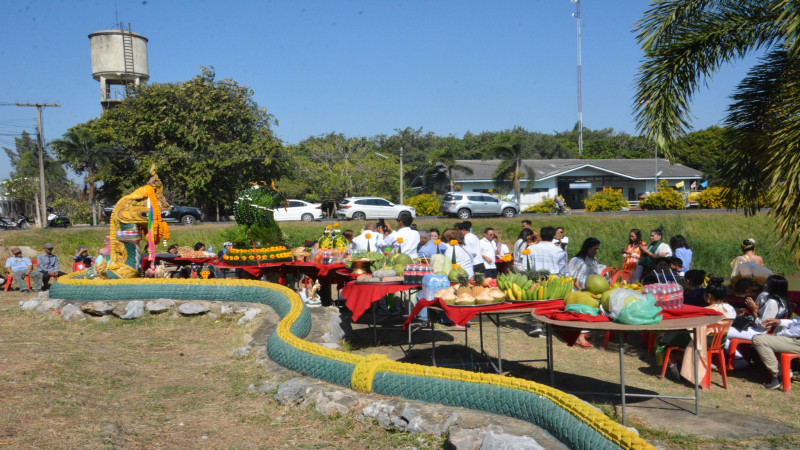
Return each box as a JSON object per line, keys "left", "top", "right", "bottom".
{"left": 217, "top": 241, "right": 233, "bottom": 259}
{"left": 73, "top": 246, "right": 93, "bottom": 267}
{"left": 6, "top": 247, "right": 43, "bottom": 292}
{"left": 37, "top": 243, "right": 66, "bottom": 290}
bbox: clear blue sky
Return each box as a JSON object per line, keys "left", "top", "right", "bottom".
{"left": 0, "top": 0, "right": 757, "bottom": 181}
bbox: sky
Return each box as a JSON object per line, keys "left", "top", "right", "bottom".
{"left": 0, "top": 0, "right": 759, "bottom": 182}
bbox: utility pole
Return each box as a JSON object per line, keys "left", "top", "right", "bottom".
{"left": 16, "top": 103, "right": 60, "bottom": 227}
{"left": 399, "top": 144, "right": 406, "bottom": 203}
{"left": 571, "top": 0, "right": 583, "bottom": 156}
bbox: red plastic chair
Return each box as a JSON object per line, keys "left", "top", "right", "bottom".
{"left": 660, "top": 320, "right": 732, "bottom": 390}
{"left": 727, "top": 324, "right": 777, "bottom": 371}
{"left": 779, "top": 353, "right": 800, "bottom": 394}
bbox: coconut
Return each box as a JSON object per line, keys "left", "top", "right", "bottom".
{"left": 488, "top": 288, "right": 506, "bottom": 302}
{"left": 455, "top": 293, "right": 475, "bottom": 306}
{"left": 435, "top": 288, "right": 453, "bottom": 299}
{"left": 441, "top": 291, "right": 457, "bottom": 305}
{"left": 474, "top": 291, "right": 495, "bottom": 305}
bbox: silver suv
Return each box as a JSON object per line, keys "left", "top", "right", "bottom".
{"left": 337, "top": 197, "right": 416, "bottom": 221}
{"left": 439, "top": 192, "right": 519, "bottom": 219}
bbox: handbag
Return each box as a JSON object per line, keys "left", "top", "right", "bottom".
{"left": 732, "top": 314, "right": 755, "bottom": 332}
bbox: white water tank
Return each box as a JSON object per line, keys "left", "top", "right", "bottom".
{"left": 89, "top": 28, "right": 149, "bottom": 109}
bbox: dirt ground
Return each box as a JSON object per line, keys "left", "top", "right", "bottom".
{"left": 0, "top": 291, "right": 441, "bottom": 449}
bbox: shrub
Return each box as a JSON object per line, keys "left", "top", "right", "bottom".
{"left": 522, "top": 196, "right": 557, "bottom": 214}
{"left": 49, "top": 198, "right": 92, "bottom": 225}
{"left": 584, "top": 188, "right": 627, "bottom": 212}
{"left": 639, "top": 180, "right": 685, "bottom": 210}
{"left": 405, "top": 193, "right": 443, "bottom": 216}
{"left": 696, "top": 186, "right": 727, "bottom": 209}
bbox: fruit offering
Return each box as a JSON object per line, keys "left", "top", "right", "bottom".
{"left": 497, "top": 273, "right": 573, "bottom": 301}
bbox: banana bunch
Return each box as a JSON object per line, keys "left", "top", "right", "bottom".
{"left": 497, "top": 273, "right": 574, "bottom": 301}
{"left": 611, "top": 280, "right": 643, "bottom": 291}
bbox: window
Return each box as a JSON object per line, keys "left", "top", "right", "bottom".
{"left": 443, "top": 194, "right": 461, "bottom": 201}
{"left": 287, "top": 201, "right": 302, "bottom": 208}
{"left": 467, "top": 195, "right": 483, "bottom": 202}
{"left": 373, "top": 199, "right": 392, "bottom": 207}
{"left": 483, "top": 196, "right": 499, "bottom": 203}
{"left": 355, "top": 199, "right": 369, "bottom": 205}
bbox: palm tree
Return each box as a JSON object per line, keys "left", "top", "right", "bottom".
{"left": 51, "top": 127, "right": 113, "bottom": 226}
{"left": 490, "top": 134, "right": 535, "bottom": 202}
{"left": 634, "top": 0, "right": 800, "bottom": 256}
{"left": 429, "top": 138, "right": 473, "bottom": 192}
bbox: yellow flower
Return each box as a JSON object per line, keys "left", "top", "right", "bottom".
{"left": 365, "top": 233, "right": 372, "bottom": 239}
{"left": 434, "top": 239, "right": 441, "bottom": 245}
{"left": 452, "top": 264, "right": 461, "bottom": 269}
{"left": 333, "top": 222, "right": 339, "bottom": 227}
{"left": 326, "top": 225, "right": 332, "bottom": 230}
{"left": 522, "top": 249, "right": 531, "bottom": 255}
{"left": 397, "top": 237, "right": 404, "bottom": 244}
{"left": 449, "top": 239, "right": 458, "bottom": 246}
{"left": 249, "top": 255, "right": 255, "bottom": 260}
{"left": 234, "top": 256, "right": 240, "bottom": 261}
{"left": 270, "top": 254, "right": 275, "bottom": 259}
{"left": 502, "top": 254, "right": 513, "bottom": 262}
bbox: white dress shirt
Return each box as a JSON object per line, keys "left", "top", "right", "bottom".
{"left": 529, "top": 240, "right": 568, "bottom": 275}
{"left": 352, "top": 230, "right": 379, "bottom": 251}
{"left": 464, "top": 232, "right": 482, "bottom": 266}
{"left": 444, "top": 244, "right": 474, "bottom": 277}
{"left": 479, "top": 237, "right": 497, "bottom": 269}
{"left": 380, "top": 227, "right": 420, "bottom": 259}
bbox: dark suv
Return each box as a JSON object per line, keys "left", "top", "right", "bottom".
{"left": 102, "top": 205, "right": 203, "bottom": 225}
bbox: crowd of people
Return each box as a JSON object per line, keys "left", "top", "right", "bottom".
{"left": 4, "top": 216, "right": 796, "bottom": 390}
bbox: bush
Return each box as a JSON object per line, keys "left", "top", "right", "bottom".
{"left": 639, "top": 181, "right": 685, "bottom": 210}
{"left": 584, "top": 188, "right": 628, "bottom": 212}
{"left": 405, "top": 193, "right": 442, "bottom": 216}
{"left": 696, "top": 186, "right": 727, "bottom": 209}
{"left": 49, "top": 198, "right": 92, "bottom": 225}
{"left": 522, "top": 197, "right": 556, "bottom": 214}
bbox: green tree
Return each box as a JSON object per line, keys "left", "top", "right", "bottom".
{"left": 89, "top": 67, "right": 284, "bottom": 217}
{"left": 634, "top": 0, "right": 800, "bottom": 256}
{"left": 669, "top": 126, "right": 727, "bottom": 181}
{"left": 286, "top": 133, "right": 398, "bottom": 202}
{"left": 428, "top": 137, "right": 472, "bottom": 192}
{"left": 489, "top": 132, "right": 535, "bottom": 202}
{"left": 50, "top": 127, "right": 113, "bottom": 225}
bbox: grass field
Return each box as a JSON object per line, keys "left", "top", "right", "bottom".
{"left": 2, "top": 211, "right": 797, "bottom": 277}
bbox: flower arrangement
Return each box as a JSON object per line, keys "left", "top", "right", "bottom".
{"left": 522, "top": 248, "right": 531, "bottom": 270}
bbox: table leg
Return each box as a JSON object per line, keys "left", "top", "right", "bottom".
{"left": 619, "top": 332, "right": 627, "bottom": 426}
{"left": 479, "top": 313, "right": 485, "bottom": 357}
{"left": 495, "top": 314, "right": 502, "bottom": 374}
{"left": 693, "top": 327, "right": 700, "bottom": 415}
{"left": 371, "top": 301, "right": 377, "bottom": 346}
{"left": 547, "top": 324, "right": 554, "bottom": 387}
{"left": 431, "top": 319, "right": 437, "bottom": 366}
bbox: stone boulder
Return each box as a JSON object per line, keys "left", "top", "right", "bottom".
{"left": 60, "top": 304, "right": 86, "bottom": 322}
{"left": 81, "top": 301, "right": 115, "bottom": 316}
{"left": 178, "top": 302, "right": 210, "bottom": 316}
{"left": 145, "top": 299, "right": 174, "bottom": 314}
{"left": 120, "top": 301, "right": 145, "bottom": 320}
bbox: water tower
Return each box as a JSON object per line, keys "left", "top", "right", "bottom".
{"left": 89, "top": 24, "right": 149, "bottom": 110}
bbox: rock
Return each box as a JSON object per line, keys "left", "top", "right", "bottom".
{"left": 60, "top": 304, "right": 85, "bottom": 322}
{"left": 81, "top": 301, "right": 115, "bottom": 316}
{"left": 231, "top": 345, "right": 252, "bottom": 359}
{"left": 120, "top": 301, "right": 145, "bottom": 320}
{"left": 20, "top": 299, "right": 41, "bottom": 310}
{"left": 274, "top": 378, "right": 318, "bottom": 405}
{"left": 35, "top": 298, "right": 63, "bottom": 314}
{"left": 237, "top": 308, "right": 261, "bottom": 325}
{"left": 362, "top": 401, "right": 403, "bottom": 429}
{"left": 220, "top": 304, "right": 236, "bottom": 315}
{"left": 145, "top": 299, "right": 174, "bottom": 314}
{"left": 447, "top": 426, "right": 492, "bottom": 450}
{"left": 315, "top": 389, "right": 361, "bottom": 416}
{"left": 320, "top": 311, "right": 347, "bottom": 344}
{"left": 400, "top": 405, "right": 459, "bottom": 435}
{"left": 319, "top": 343, "right": 341, "bottom": 351}
{"left": 254, "top": 381, "right": 279, "bottom": 395}
{"left": 480, "top": 430, "right": 544, "bottom": 450}
{"left": 178, "top": 302, "right": 210, "bottom": 316}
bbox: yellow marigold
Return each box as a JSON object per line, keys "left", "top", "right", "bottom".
{"left": 270, "top": 254, "right": 275, "bottom": 259}
{"left": 234, "top": 256, "right": 240, "bottom": 261}
{"left": 449, "top": 239, "right": 458, "bottom": 246}
{"left": 223, "top": 254, "right": 229, "bottom": 260}
{"left": 522, "top": 249, "right": 531, "bottom": 255}
{"left": 326, "top": 225, "right": 332, "bottom": 230}
{"left": 397, "top": 237, "right": 404, "bottom": 244}
{"left": 333, "top": 222, "right": 339, "bottom": 227}
{"left": 249, "top": 255, "right": 255, "bottom": 260}
{"left": 365, "top": 233, "right": 372, "bottom": 239}
{"left": 452, "top": 264, "right": 461, "bottom": 269}
{"left": 434, "top": 239, "right": 441, "bottom": 245}
{"left": 502, "top": 254, "right": 513, "bottom": 262}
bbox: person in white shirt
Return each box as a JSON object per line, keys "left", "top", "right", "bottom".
{"left": 458, "top": 221, "right": 483, "bottom": 274}
{"left": 352, "top": 224, "right": 379, "bottom": 251}
{"left": 568, "top": 237, "right": 606, "bottom": 290}
{"left": 513, "top": 229, "right": 536, "bottom": 273}
{"left": 479, "top": 227, "right": 499, "bottom": 278}
{"left": 380, "top": 215, "right": 420, "bottom": 259}
{"left": 529, "top": 226, "right": 568, "bottom": 275}
{"left": 554, "top": 227, "right": 569, "bottom": 251}
{"left": 443, "top": 229, "right": 474, "bottom": 277}
{"left": 754, "top": 316, "right": 800, "bottom": 389}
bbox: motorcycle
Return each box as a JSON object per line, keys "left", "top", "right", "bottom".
{"left": 46, "top": 208, "right": 70, "bottom": 228}
{"left": 0, "top": 214, "right": 33, "bottom": 230}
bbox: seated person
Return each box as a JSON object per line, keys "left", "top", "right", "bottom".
{"left": 6, "top": 247, "right": 43, "bottom": 292}
{"left": 37, "top": 243, "right": 66, "bottom": 290}
{"left": 753, "top": 316, "right": 800, "bottom": 389}
{"left": 683, "top": 270, "right": 707, "bottom": 307}
{"left": 73, "top": 246, "right": 93, "bottom": 269}
{"left": 74, "top": 256, "right": 93, "bottom": 272}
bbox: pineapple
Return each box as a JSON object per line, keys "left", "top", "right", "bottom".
{"left": 456, "top": 274, "right": 472, "bottom": 296}
{"left": 471, "top": 273, "right": 486, "bottom": 297}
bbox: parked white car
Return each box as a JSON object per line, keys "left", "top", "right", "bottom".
{"left": 271, "top": 199, "right": 323, "bottom": 222}
{"left": 337, "top": 197, "right": 416, "bottom": 221}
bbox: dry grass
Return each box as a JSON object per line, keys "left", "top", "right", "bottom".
{"left": 0, "top": 292, "right": 443, "bottom": 449}
{"left": 347, "top": 310, "right": 800, "bottom": 449}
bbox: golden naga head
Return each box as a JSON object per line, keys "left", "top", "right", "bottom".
{"left": 113, "top": 164, "right": 171, "bottom": 223}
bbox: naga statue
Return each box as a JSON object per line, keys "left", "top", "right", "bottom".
{"left": 97, "top": 165, "right": 171, "bottom": 279}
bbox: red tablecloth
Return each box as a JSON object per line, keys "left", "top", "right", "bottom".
{"left": 403, "top": 298, "right": 564, "bottom": 329}
{"left": 341, "top": 281, "right": 421, "bottom": 322}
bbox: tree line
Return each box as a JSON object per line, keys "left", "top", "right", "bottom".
{"left": 3, "top": 67, "right": 727, "bottom": 224}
